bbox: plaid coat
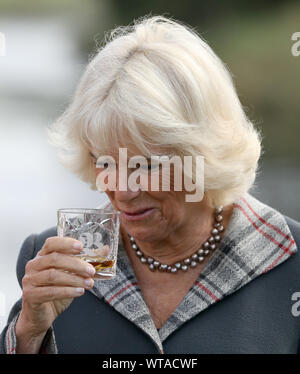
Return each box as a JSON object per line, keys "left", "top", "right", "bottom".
{"left": 1, "top": 192, "right": 300, "bottom": 354}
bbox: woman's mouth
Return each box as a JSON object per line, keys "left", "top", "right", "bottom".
{"left": 121, "top": 208, "right": 155, "bottom": 221}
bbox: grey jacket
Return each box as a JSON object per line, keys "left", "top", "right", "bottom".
{"left": 1, "top": 193, "right": 300, "bottom": 354}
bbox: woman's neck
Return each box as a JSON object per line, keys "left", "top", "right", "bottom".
{"left": 121, "top": 203, "right": 228, "bottom": 266}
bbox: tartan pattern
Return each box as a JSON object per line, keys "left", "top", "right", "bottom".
{"left": 5, "top": 314, "right": 18, "bottom": 354}
{"left": 5, "top": 192, "right": 298, "bottom": 354}
{"left": 90, "top": 192, "right": 297, "bottom": 351}
{"left": 90, "top": 233, "right": 165, "bottom": 352}
{"left": 5, "top": 311, "right": 58, "bottom": 354}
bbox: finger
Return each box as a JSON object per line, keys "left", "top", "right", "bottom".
{"left": 25, "top": 286, "right": 86, "bottom": 304}
{"left": 94, "top": 245, "right": 110, "bottom": 257}
{"left": 101, "top": 245, "right": 110, "bottom": 257}
{"left": 27, "top": 252, "right": 96, "bottom": 278}
{"left": 26, "top": 269, "right": 95, "bottom": 289}
{"left": 38, "top": 236, "right": 83, "bottom": 256}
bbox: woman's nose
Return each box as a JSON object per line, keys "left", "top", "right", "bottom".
{"left": 114, "top": 188, "right": 140, "bottom": 202}
{"left": 114, "top": 170, "right": 141, "bottom": 202}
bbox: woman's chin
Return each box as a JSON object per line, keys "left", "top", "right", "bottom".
{"left": 120, "top": 209, "right": 165, "bottom": 241}
{"left": 121, "top": 224, "right": 159, "bottom": 242}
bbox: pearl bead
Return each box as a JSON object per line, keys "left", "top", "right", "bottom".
{"left": 127, "top": 206, "right": 223, "bottom": 274}
{"left": 212, "top": 228, "right": 219, "bottom": 235}
{"left": 149, "top": 264, "right": 155, "bottom": 271}
{"left": 216, "top": 206, "right": 223, "bottom": 214}
{"left": 208, "top": 236, "right": 215, "bottom": 243}
{"left": 159, "top": 264, "right": 168, "bottom": 271}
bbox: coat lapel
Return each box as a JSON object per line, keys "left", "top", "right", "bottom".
{"left": 90, "top": 193, "right": 298, "bottom": 349}
{"left": 89, "top": 229, "right": 163, "bottom": 352}
{"left": 158, "top": 192, "right": 298, "bottom": 341}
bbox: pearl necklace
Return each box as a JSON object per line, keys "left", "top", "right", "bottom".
{"left": 128, "top": 206, "right": 224, "bottom": 274}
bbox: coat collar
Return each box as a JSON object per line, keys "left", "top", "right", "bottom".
{"left": 89, "top": 193, "right": 298, "bottom": 353}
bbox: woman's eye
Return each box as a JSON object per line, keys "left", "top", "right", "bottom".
{"left": 97, "top": 162, "right": 109, "bottom": 169}
{"left": 139, "top": 162, "right": 160, "bottom": 171}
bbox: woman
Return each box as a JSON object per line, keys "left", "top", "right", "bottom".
{"left": 1, "top": 16, "right": 300, "bottom": 354}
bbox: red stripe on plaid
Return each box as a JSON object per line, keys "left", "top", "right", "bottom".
{"left": 195, "top": 281, "right": 219, "bottom": 302}
{"left": 107, "top": 282, "right": 138, "bottom": 304}
{"left": 262, "top": 237, "right": 295, "bottom": 273}
{"left": 241, "top": 197, "right": 295, "bottom": 246}
{"left": 6, "top": 323, "right": 14, "bottom": 354}
{"left": 234, "top": 203, "right": 294, "bottom": 256}
{"left": 8, "top": 347, "right": 16, "bottom": 354}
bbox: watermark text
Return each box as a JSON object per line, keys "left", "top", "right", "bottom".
{"left": 95, "top": 148, "right": 204, "bottom": 202}
{"left": 291, "top": 292, "right": 300, "bottom": 317}
{"left": 291, "top": 32, "right": 300, "bottom": 57}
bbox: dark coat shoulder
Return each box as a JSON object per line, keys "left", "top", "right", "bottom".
{"left": 16, "top": 226, "right": 57, "bottom": 287}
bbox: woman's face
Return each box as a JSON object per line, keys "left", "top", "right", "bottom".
{"left": 92, "top": 147, "right": 206, "bottom": 243}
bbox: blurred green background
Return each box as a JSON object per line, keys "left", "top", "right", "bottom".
{"left": 0, "top": 0, "right": 299, "bottom": 328}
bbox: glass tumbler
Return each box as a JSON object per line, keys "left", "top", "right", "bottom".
{"left": 57, "top": 208, "right": 120, "bottom": 279}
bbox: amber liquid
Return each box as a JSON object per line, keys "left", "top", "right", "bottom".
{"left": 77, "top": 255, "right": 115, "bottom": 278}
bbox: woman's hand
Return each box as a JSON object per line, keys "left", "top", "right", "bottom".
{"left": 15, "top": 236, "right": 95, "bottom": 353}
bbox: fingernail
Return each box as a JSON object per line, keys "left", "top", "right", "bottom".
{"left": 84, "top": 278, "right": 94, "bottom": 287}
{"left": 76, "top": 288, "right": 84, "bottom": 295}
{"left": 86, "top": 266, "right": 96, "bottom": 276}
{"left": 72, "top": 241, "right": 82, "bottom": 250}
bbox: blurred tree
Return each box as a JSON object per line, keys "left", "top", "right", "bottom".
{"left": 106, "top": 0, "right": 300, "bottom": 162}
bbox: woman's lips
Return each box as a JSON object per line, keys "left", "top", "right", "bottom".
{"left": 121, "top": 208, "right": 155, "bottom": 221}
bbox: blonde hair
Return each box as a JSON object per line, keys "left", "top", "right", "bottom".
{"left": 47, "top": 15, "right": 262, "bottom": 208}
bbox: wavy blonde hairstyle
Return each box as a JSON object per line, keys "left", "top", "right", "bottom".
{"left": 47, "top": 15, "right": 262, "bottom": 208}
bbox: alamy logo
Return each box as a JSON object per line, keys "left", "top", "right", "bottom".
{"left": 0, "top": 291, "right": 5, "bottom": 317}
{"left": 291, "top": 32, "right": 300, "bottom": 57}
{"left": 95, "top": 148, "right": 204, "bottom": 202}
{"left": 0, "top": 32, "right": 6, "bottom": 56}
